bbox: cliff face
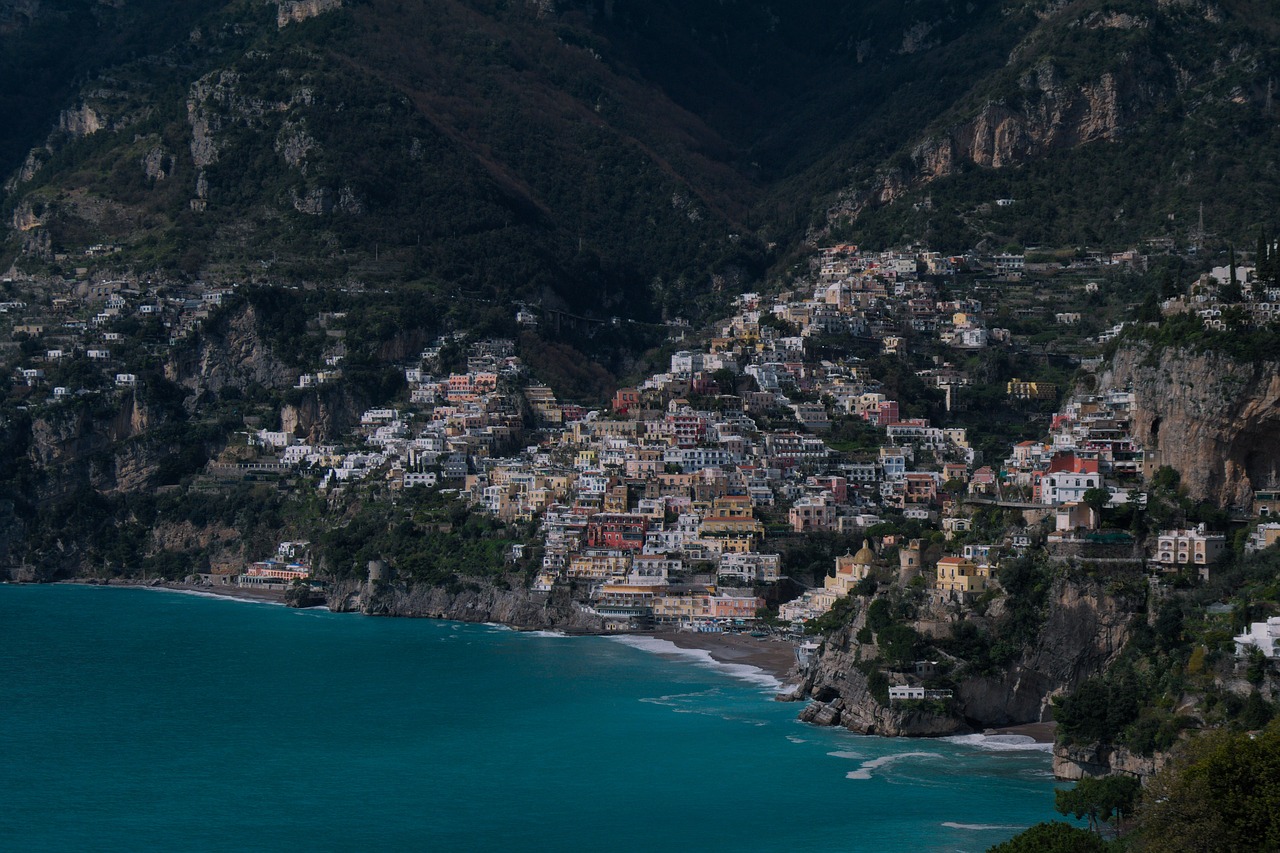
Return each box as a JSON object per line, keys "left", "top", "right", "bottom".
{"left": 821, "top": 1, "right": 1274, "bottom": 241}
{"left": 25, "top": 392, "right": 160, "bottom": 499}
{"left": 842, "top": 61, "right": 1149, "bottom": 220}
{"left": 280, "top": 384, "right": 366, "bottom": 443}
{"left": 166, "top": 304, "right": 296, "bottom": 397}
{"left": 798, "top": 641, "right": 966, "bottom": 737}
{"left": 957, "top": 579, "right": 1133, "bottom": 725}
{"left": 324, "top": 577, "right": 606, "bottom": 632}
{"left": 274, "top": 0, "right": 342, "bottom": 29}
{"left": 1101, "top": 343, "right": 1280, "bottom": 507}
{"left": 799, "top": 578, "right": 1133, "bottom": 737}
{"left": 1053, "top": 742, "right": 1168, "bottom": 781}
{"left": 914, "top": 68, "right": 1128, "bottom": 177}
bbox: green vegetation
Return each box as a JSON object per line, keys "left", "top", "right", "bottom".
{"left": 1134, "top": 719, "right": 1280, "bottom": 852}
{"left": 317, "top": 488, "right": 537, "bottom": 585}
{"left": 1051, "top": 543, "right": 1280, "bottom": 756}
{"left": 1055, "top": 775, "right": 1140, "bottom": 835}
{"left": 939, "top": 553, "right": 1056, "bottom": 675}
{"left": 1127, "top": 312, "right": 1280, "bottom": 364}
{"left": 988, "top": 821, "right": 1108, "bottom": 853}
{"left": 997, "top": 719, "right": 1280, "bottom": 851}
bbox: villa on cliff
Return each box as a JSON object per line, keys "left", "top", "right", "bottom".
{"left": 779, "top": 541, "right": 877, "bottom": 623}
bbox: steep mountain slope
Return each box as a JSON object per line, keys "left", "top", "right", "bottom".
{"left": 0, "top": 0, "right": 1026, "bottom": 316}
{"left": 4, "top": 1, "right": 1280, "bottom": 312}
{"left": 834, "top": 0, "right": 1280, "bottom": 249}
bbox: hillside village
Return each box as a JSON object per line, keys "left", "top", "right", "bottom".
{"left": 5, "top": 244, "right": 1280, "bottom": 657}
{"left": 9, "top": 243, "right": 1280, "bottom": 668}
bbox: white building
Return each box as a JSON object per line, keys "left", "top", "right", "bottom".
{"left": 1154, "top": 523, "right": 1227, "bottom": 573}
{"left": 717, "top": 552, "right": 781, "bottom": 584}
{"left": 1235, "top": 617, "right": 1280, "bottom": 658}
{"left": 888, "top": 686, "right": 953, "bottom": 701}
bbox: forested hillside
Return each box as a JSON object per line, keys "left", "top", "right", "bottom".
{"left": 6, "top": 1, "right": 1279, "bottom": 316}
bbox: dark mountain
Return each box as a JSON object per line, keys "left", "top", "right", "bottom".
{"left": 3, "top": 0, "right": 1279, "bottom": 315}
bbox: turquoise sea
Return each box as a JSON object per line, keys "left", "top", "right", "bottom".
{"left": 0, "top": 585, "right": 1066, "bottom": 852}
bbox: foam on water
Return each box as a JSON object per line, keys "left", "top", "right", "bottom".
{"left": 940, "top": 822, "right": 1027, "bottom": 831}
{"left": 943, "top": 733, "right": 1054, "bottom": 753}
{"left": 827, "top": 750, "right": 865, "bottom": 760}
{"left": 608, "top": 634, "right": 782, "bottom": 690}
{"left": 846, "top": 751, "right": 942, "bottom": 780}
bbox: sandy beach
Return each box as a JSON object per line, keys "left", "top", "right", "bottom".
{"left": 991, "top": 721, "right": 1057, "bottom": 744}
{"left": 58, "top": 578, "right": 289, "bottom": 604}
{"left": 653, "top": 629, "right": 799, "bottom": 682}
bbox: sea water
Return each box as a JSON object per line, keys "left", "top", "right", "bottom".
{"left": 0, "top": 585, "right": 1065, "bottom": 852}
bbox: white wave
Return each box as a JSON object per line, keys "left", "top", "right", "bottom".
{"left": 827, "top": 750, "right": 865, "bottom": 760}
{"left": 608, "top": 635, "right": 782, "bottom": 690}
{"left": 940, "top": 822, "right": 1026, "bottom": 831}
{"left": 138, "top": 587, "right": 287, "bottom": 607}
{"left": 845, "top": 751, "right": 941, "bottom": 780}
{"left": 519, "top": 629, "right": 571, "bottom": 638}
{"left": 786, "top": 735, "right": 807, "bottom": 744}
{"left": 943, "top": 733, "right": 1054, "bottom": 753}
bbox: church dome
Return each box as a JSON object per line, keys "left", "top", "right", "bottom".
{"left": 852, "top": 539, "right": 876, "bottom": 566}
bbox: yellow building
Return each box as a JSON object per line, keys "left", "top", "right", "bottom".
{"left": 1007, "top": 378, "right": 1057, "bottom": 401}
{"left": 935, "top": 556, "right": 988, "bottom": 594}
{"left": 779, "top": 542, "right": 877, "bottom": 623}
{"left": 826, "top": 541, "right": 876, "bottom": 596}
{"left": 567, "top": 551, "right": 632, "bottom": 580}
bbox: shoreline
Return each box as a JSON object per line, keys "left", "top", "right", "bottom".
{"left": 989, "top": 721, "right": 1057, "bottom": 745}
{"left": 650, "top": 629, "right": 798, "bottom": 684}
{"left": 55, "top": 577, "right": 289, "bottom": 605}
{"left": 28, "top": 581, "right": 1058, "bottom": 745}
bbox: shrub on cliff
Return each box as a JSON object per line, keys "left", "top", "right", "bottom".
{"left": 988, "top": 821, "right": 1110, "bottom": 853}
{"left": 1133, "top": 720, "right": 1280, "bottom": 852}
{"left": 1055, "top": 775, "right": 1140, "bottom": 835}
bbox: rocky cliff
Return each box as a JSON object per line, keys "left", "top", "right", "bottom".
{"left": 274, "top": 0, "right": 342, "bottom": 29}
{"left": 280, "top": 383, "right": 365, "bottom": 443}
{"left": 24, "top": 391, "right": 160, "bottom": 499}
{"left": 166, "top": 303, "right": 296, "bottom": 397}
{"left": 913, "top": 67, "right": 1128, "bottom": 178}
{"left": 1053, "top": 741, "right": 1169, "bottom": 781}
{"left": 324, "top": 576, "right": 606, "bottom": 632}
{"left": 798, "top": 577, "right": 1134, "bottom": 737}
{"left": 822, "top": 0, "right": 1274, "bottom": 242}
{"left": 1100, "top": 342, "right": 1280, "bottom": 508}
{"left": 798, "top": 662, "right": 964, "bottom": 737}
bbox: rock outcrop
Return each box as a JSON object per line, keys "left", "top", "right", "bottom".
{"left": 58, "top": 104, "right": 103, "bottom": 137}
{"left": 836, "top": 65, "right": 1137, "bottom": 224}
{"left": 165, "top": 303, "right": 296, "bottom": 396}
{"left": 25, "top": 391, "right": 157, "bottom": 498}
{"left": 798, "top": 663, "right": 966, "bottom": 737}
{"left": 915, "top": 67, "right": 1126, "bottom": 176}
{"left": 275, "top": 0, "right": 342, "bottom": 29}
{"left": 280, "top": 383, "right": 365, "bottom": 443}
{"left": 957, "top": 578, "right": 1133, "bottom": 725}
{"left": 141, "top": 146, "right": 174, "bottom": 181}
{"left": 1053, "top": 742, "right": 1169, "bottom": 781}
{"left": 799, "top": 578, "right": 1134, "bottom": 737}
{"left": 324, "top": 576, "right": 605, "bottom": 632}
{"left": 1100, "top": 342, "right": 1280, "bottom": 507}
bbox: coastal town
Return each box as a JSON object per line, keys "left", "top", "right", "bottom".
{"left": 11, "top": 3, "right": 1280, "bottom": 848}
{"left": 9, "top": 241, "right": 1280, "bottom": 685}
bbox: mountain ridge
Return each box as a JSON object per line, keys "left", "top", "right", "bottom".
{"left": 4, "top": 0, "right": 1280, "bottom": 312}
